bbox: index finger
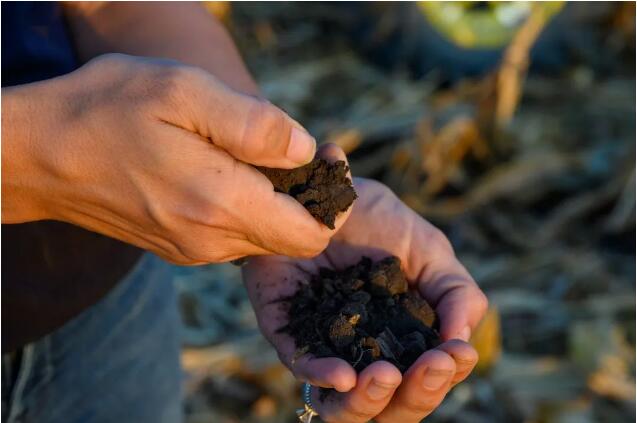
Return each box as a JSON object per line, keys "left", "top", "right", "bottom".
{"left": 241, "top": 144, "right": 353, "bottom": 258}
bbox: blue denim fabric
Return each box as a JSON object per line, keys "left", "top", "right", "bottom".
{"left": 2, "top": 253, "right": 183, "bottom": 423}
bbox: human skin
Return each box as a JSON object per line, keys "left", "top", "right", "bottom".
{"left": 244, "top": 153, "right": 488, "bottom": 422}
{"left": 4, "top": 3, "right": 487, "bottom": 419}
{"left": 2, "top": 2, "right": 332, "bottom": 352}
{"left": 1, "top": 52, "right": 353, "bottom": 263}
{"left": 4, "top": 0, "right": 354, "bottom": 263}
{"left": 61, "top": 1, "right": 260, "bottom": 96}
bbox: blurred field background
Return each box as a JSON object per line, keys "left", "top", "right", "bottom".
{"left": 173, "top": 3, "right": 636, "bottom": 422}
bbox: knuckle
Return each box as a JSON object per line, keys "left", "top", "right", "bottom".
{"left": 148, "top": 199, "right": 232, "bottom": 264}
{"left": 80, "top": 54, "right": 139, "bottom": 89}
{"left": 89, "top": 53, "right": 131, "bottom": 70}
{"left": 133, "top": 62, "right": 202, "bottom": 112}
{"left": 185, "top": 197, "right": 225, "bottom": 229}
{"left": 243, "top": 100, "right": 287, "bottom": 157}
{"left": 80, "top": 55, "right": 186, "bottom": 112}
{"left": 171, "top": 242, "right": 206, "bottom": 263}
{"left": 165, "top": 229, "right": 224, "bottom": 264}
{"left": 428, "top": 349, "right": 457, "bottom": 368}
{"left": 251, "top": 225, "right": 284, "bottom": 255}
{"left": 151, "top": 65, "right": 195, "bottom": 102}
{"left": 160, "top": 237, "right": 200, "bottom": 264}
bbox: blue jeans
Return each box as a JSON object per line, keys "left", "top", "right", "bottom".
{"left": 2, "top": 253, "right": 183, "bottom": 423}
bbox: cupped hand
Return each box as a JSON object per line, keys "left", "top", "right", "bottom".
{"left": 2, "top": 54, "right": 351, "bottom": 264}
{"left": 243, "top": 172, "right": 487, "bottom": 422}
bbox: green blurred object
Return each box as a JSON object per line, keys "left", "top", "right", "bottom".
{"left": 418, "top": 1, "right": 564, "bottom": 49}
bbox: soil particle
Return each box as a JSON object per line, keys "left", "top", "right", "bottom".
{"left": 257, "top": 158, "right": 357, "bottom": 229}
{"left": 279, "top": 256, "right": 441, "bottom": 374}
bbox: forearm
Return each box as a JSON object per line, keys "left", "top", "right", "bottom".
{"left": 62, "top": 1, "right": 259, "bottom": 95}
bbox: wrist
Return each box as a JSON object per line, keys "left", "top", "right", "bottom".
{"left": 1, "top": 80, "right": 68, "bottom": 223}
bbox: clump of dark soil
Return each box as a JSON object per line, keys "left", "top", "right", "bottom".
{"left": 257, "top": 158, "right": 357, "bottom": 229}
{"left": 280, "top": 256, "right": 441, "bottom": 373}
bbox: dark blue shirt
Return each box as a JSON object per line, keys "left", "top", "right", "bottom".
{"left": 2, "top": 1, "right": 143, "bottom": 352}
{"left": 2, "top": 1, "right": 77, "bottom": 87}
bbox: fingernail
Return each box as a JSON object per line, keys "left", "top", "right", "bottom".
{"left": 366, "top": 378, "right": 396, "bottom": 400}
{"left": 457, "top": 326, "right": 471, "bottom": 342}
{"left": 287, "top": 127, "right": 316, "bottom": 164}
{"left": 422, "top": 369, "right": 452, "bottom": 391}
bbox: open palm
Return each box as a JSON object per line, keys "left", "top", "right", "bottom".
{"left": 243, "top": 170, "right": 487, "bottom": 423}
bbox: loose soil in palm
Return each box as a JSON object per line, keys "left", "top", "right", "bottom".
{"left": 280, "top": 256, "right": 441, "bottom": 373}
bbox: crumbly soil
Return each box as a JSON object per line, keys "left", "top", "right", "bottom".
{"left": 280, "top": 256, "right": 441, "bottom": 374}
{"left": 257, "top": 158, "right": 357, "bottom": 229}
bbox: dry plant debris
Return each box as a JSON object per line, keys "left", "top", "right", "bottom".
{"left": 179, "top": 4, "right": 635, "bottom": 423}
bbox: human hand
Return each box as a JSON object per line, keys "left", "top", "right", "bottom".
{"left": 243, "top": 170, "right": 487, "bottom": 422}
{"left": 2, "top": 54, "right": 350, "bottom": 264}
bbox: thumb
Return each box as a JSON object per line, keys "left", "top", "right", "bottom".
{"left": 177, "top": 69, "right": 316, "bottom": 168}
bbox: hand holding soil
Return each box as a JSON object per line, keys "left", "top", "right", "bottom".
{"left": 243, "top": 177, "right": 487, "bottom": 423}
{"left": 257, "top": 157, "right": 357, "bottom": 229}
{"left": 281, "top": 255, "right": 442, "bottom": 374}
{"left": 2, "top": 54, "right": 350, "bottom": 264}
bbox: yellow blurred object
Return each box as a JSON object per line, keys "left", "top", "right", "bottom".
{"left": 419, "top": 116, "right": 490, "bottom": 197}
{"left": 203, "top": 1, "right": 231, "bottom": 22}
{"left": 494, "top": 4, "right": 550, "bottom": 130}
{"left": 251, "top": 395, "right": 277, "bottom": 418}
{"left": 326, "top": 128, "right": 363, "bottom": 155}
{"left": 570, "top": 321, "right": 636, "bottom": 401}
{"left": 470, "top": 305, "right": 502, "bottom": 374}
{"left": 588, "top": 353, "right": 636, "bottom": 401}
{"left": 254, "top": 21, "right": 277, "bottom": 49}
{"left": 418, "top": 1, "right": 563, "bottom": 49}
